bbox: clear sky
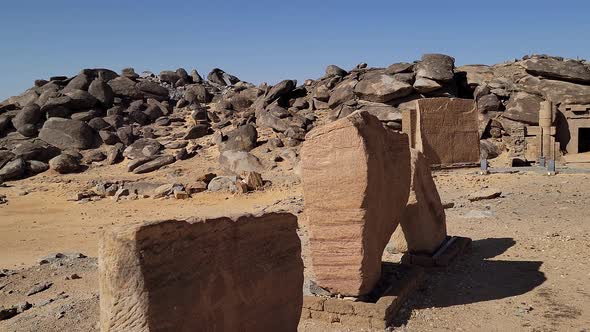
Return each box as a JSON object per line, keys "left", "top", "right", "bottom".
{"left": 1, "top": 0, "right": 589, "bottom": 100}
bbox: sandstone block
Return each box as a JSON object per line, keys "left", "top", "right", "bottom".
{"left": 99, "top": 212, "right": 303, "bottom": 332}
{"left": 414, "top": 98, "right": 480, "bottom": 165}
{"left": 302, "top": 110, "right": 411, "bottom": 296}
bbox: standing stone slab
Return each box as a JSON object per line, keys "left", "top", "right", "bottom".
{"left": 391, "top": 148, "right": 447, "bottom": 254}
{"left": 413, "top": 98, "right": 480, "bottom": 165}
{"left": 301, "top": 111, "right": 411, "bottom": 296}
{"left": 99, "top": 212, "right": 303, "bottom": 332}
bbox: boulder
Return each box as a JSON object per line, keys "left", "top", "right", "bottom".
{"left": 0, "top": 158, "right": 26, "bottom": 181}
{"left": 39, "top": 118, "right": 99, "bottom": 150}
{"left": 519, "top": 75, "right": 590, "bottom": 105}
{"left": 11, "top": 139, "right": 60, "bottom": 162}
{"left": 413, "top": 77, "right": 442, "bottom": 93}
{"left": 98, "top": 213, "right": 303, "bottom": 332}
{"left": 132, "top": 155, "right": 175, "bottom": 174}
{"left": 265, "top": 80, "right": 296, "bottom": 103}
{"left": 327, "top": 79, "right": 357, "bottom": 108}
{"left": 106, "top": 143, "right": 124, "bottom": 165}
{"left": 48, "top": 154, "right": 81, "bottom": 174}
{"left": 390, "top": 149, "right": 447, "bottom": 254}
{"left": 325, "top": 65, "right": 347, "bottom": 77}
{"left": 385, "top": 62, "right": 414, "bottom": 75}
{"left": 123, "top": 139, "right": 163, "bottom": 160}
{"left": 137, "top": 81, "right": 169, "bottom": 100}
{"left": 0, "top": 151, "right": 15, "bottom": 169}
{"left": 62, "top": 73, "right": 92, "bottom": 93}
{"left": 354, "top": 73, "right": 413, "bottom": 103}
{"left": 207, "top": 175, "right": 239, "bottom": 192}
{"left": 219, "top": 150, "right": 263, "bottom": 174}
{"left": 88, "top": 79, "right": 114, "bottom": 108}
{"left": 159, "top": 70, "right": 180, "bottom": 85}
{"left": 503, "top": 92, "right": 542, "bottom": 125}
{"left": 190, "top": 69, "right": 203, "bottom": 83}
{"left": 521, "top": 57, "right": 590, "bottom": 84}
{"left": 184, "top": 84, "right": 211, "bottom": 104}
{"left": 26, "top": 160, "right": 49, "bottom": 174}
{"left": 108, "top": 77, "right": 142, "bottom": 99}
{"left": 184, "top": 125, "right": 209, "bottom": 139}
{"left": 477, "top": 94, "right": 502, "bottom": 114}
{"left": 219, "top": 124, "right": 258, "bottom": 152}
{"left": 64, "top": 90, "right": 98, "bottom": 110}
{"left": 415, "top": 54, "right": 455, "bottom": 82}
{"left": 207, "top": 68, "right": 240, "bottom": 86}
{"left": 12, "top": 104, "right": 43, "bottom": 137}
{"left": 301, "top": 110, "right": 411, "bottom": 296}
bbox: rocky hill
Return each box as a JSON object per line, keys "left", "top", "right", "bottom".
{"left": 1, "top": 54, "right": 589, "bottom": 185}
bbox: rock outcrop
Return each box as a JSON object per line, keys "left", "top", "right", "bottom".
{"left": 301, "top": 110, "right": 411, "bottom": 296}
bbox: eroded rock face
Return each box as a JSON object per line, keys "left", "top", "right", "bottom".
{"left": 99, "top": 212, "right": 303, "bottom": 332}
{"left": 301, "top": 110, "right": 411, "bottom": 296}
{"left": 521, "top": 57, "right": 590, "bottom": 84}
{"left": 391, "top": 148, "right": 447, "bottom": 254}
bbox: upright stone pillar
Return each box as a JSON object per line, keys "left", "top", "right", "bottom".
{"left": 302, "top": 111, "right": 411, "bottom": 296}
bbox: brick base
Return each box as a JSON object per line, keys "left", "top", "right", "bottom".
{"left": 301, "top": 264, "right": 424, "bottom": 330}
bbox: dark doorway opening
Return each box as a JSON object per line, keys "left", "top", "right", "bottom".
{"left": 579, "top": 128, "right": 590, "bottom": 153}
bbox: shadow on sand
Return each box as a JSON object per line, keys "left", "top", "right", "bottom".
{"left": 392, "top": 237, "right": 546, "bottom": 326}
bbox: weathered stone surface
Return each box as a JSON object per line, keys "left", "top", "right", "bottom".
{"left": 207, "top": 175, "right": 238, "bottom": 192}
{"left": 302, "top": 110, "right": 411, "bottom": 296}
{"left": 503, "top": 92, "right": 542, "bottom": 125}
{"left": 519, "top": 75, "right": 590, "bottom": 105}
{"left": 184, "top": 125, "right": 209, "bottom": 139}
{"left": 354, "top": 73, "right": 413, "bottom": 103}
{"left": 416, "top": 54, "right": 455, "bottom": 82}
{"left": 521, "top": 57, "right": 590, "bottom": 83}
{"left": 391, "top": 149, "right": 447, "bottom": 254}
{"left": 99, "top": 212, "right": 303, "bottom": 332}
{"left": 265, "top": 79, "right": 296, "bottom": 103}
{"left": 412, "top": 98, "right": 480, "bottom": 165}
{"left": 39, "top": 118, "right": 99, "bottom": 150}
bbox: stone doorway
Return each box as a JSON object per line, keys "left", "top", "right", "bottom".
{"left": 578, "top": 128, "right": 590, "bottom": 153}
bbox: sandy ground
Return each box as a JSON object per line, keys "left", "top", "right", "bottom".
{"left": 1, "top": 162, "right": 589, "bottom": 331}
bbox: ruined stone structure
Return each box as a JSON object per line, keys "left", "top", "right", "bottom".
{"left": 560, "top": 104, "right": 590, "bottom": 154}
{"left": 302, "top": 111, "right": 412, "bottom": 296}
{"left": 391, "top": 148, "right": 448, "bottom": 254}
{"left": 99, "top": 212, "right": 303, "bottom": 332}
{"left": 403, "top": 97, "right": 480, "bottom": 166}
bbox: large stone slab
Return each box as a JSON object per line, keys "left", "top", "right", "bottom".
{"left": 412, "top": 98, "right": 480, "bottom": 165}
{"left": 301, "top": 111, "right": 411, "bottom": 296}
{"left": 391, "top": 148, "right": 447, "bottom": 254}
{"left": 99, "top": 212, "right": 303, "bottom": 332}
{"left": 521, "top": 57, "right": 590, "bottom": 84}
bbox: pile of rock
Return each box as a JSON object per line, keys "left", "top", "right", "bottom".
{"left": 2, "top": 53, "right": 590, "bottom": 181}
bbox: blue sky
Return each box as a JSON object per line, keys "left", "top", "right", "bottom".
{"left": 1, "top": 0, "right": 589, "bottom": 100}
